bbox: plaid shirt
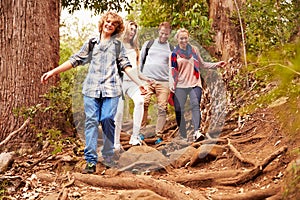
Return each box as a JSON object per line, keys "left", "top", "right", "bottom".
{"left": 69, "top": 36, "right": 131, "bottom": 98}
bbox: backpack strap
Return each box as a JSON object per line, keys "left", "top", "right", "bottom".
{"left": 88, "top": 37, "right": 97, "bottom": 52}
{"left": 115, "top": 40, "right": 123, "bottom": 78}
{"left": 141, "top": 39, "right": 154, "bottom": 72}
{"left": 169, "top": 43, "right": 174, "bottom": 51}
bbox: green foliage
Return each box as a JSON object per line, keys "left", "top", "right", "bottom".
{"left": 129, "top": 0, "right": 212, "bottom": 46}
{"left": 241, "top": 0, "right": 299, "bottom": 54}
{"left": 61, "top": 0, "right": 133, "bottom": 14}
{"left": 13, "top": 104, "right": 42, "bottom": 119}
{"left": 228, "top": 40, "right": 300, "bottom": 117}
{"left": 0, "top": 180, "right": 8, "bottom": 199}
{"left": 170, "top": 2, "right": 212, "bottom": 46}
{"left": 46, "top": 128, "right": 63, "bottom": 154}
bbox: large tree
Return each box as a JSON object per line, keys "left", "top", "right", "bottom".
{"left": 207, "top": 0, "right": 245, "bottom": 61}
{"left": 0, "top": 0, "right": 60, "bottom": 142}
{"left": 0, "top": 0, "right": 129, "bottom": 145}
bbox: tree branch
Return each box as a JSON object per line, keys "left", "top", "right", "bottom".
{"left": 0, "top": 118, "right": 31, "bottom": 147}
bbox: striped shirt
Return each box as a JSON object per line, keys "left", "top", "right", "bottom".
{"left": 69, "top": 36, "right": 131, "bottom": 98}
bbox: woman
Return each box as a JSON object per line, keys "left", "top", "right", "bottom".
{"left": 114, "top": 21, "right": 145, "bottom": 149}
{"left": 169, "top": 28, "right": 226, "bottom": 141}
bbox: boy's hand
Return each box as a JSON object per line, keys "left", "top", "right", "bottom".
{"left": 41, "top": 71, "right": 54, "bottom": 84}
{"left": 139, "top": 85, "right": 147, "bottom": 95}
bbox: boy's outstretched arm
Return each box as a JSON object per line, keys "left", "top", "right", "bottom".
{"left": 41, "top": 61, "right": 73, "bottom": 84}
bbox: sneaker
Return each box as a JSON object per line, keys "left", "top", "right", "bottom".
{"left": 82, "top": 162, "right": 96, "bottom": 174}
{"left": 193, "top": 130, "right": 205, "bottom": 142}
{"left": 114, "top": 143, "right": 122, "bottom": 151}
{"left": 129, "top": 135, "right": 142, "bottom": 146}
{"left": 155, "top": 137, "right": 163, "bottom": 144}
{"left": 138, "top": 133, "right": 145, "bottom": 141}
{"left": 102, "top": 156, "right": 116, "bottom": 168}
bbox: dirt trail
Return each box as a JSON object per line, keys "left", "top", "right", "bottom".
{"left": 1, "top": 105, "right": 299, "bottom": 200}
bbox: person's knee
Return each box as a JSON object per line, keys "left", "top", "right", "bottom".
{"left": 101, "top": 117, "right": 114, "bottom": 126}
{"left": 135, "top": 98, "right": 144, "bottom": 107}
{"left": 190, "top": 101, "right": 200, "bottom": 110}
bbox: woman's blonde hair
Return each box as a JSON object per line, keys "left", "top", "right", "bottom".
{"left": 120, "top": 20, "right": 140, "bottom": 65}
{"left": 174, "top": 28, "right": 189, "bottom": 39}
{"left": 120, "top": 20, "right": 139, "bottom": 49}
{"left": 98, "top": 11, "right": 124, "bottom": 36}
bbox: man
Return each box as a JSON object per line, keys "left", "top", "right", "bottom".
{"left": 41, "top": 11, "right": 146, "bottom": 173}
{"left": 139, "top": 22, "right": 173, "bottom": 138}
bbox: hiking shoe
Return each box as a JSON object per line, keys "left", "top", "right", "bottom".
{"left": 193, "top": 130, "right": 205, "bottom": 142}
{"left": 82, "top": 162, "right": 96, "bottom": 174}
{"left": 155, "top": 137, "right": 163, "bottom": 144}
{"left": 129, "top": 135, "right": 142, "bottom": 146}
{"left": 102, "top": 156, "right": 116, "bottom": 168}
{"left": 114, "top": 143, "right": 122, "bottom": 151}
{"left": 138, "top": 133, "right": 145, "bottom": 141}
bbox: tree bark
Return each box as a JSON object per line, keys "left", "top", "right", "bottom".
{"left": 0, "top": 0, "right": 60, "bottom": 141}
{"left": 207, "top": 0, "right": 245, "bottom": 62}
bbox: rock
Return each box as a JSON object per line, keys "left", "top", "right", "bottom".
{"left": 0, "top": 152, "right": 15, "bottom": 173}
{"left": 118, "top": 146, "right": 168, "bottom": 172}
{"left": 169, "top": 146, "right": 197, "bottom": 168}
{"left": 190, "top": 144, "right": 226, "bottom": 166}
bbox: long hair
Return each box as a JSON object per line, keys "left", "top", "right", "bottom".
{"left": 120, "top": 20, "right": 139, "bottom": 48}
{"left": 120, "top": 20, "right": 140, "bottom": 65}
{"left": 98, "top": 11, "right": 124, "bottom": 36}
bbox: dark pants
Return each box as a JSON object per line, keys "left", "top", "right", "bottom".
{"left": 174, "top": 86, "right": 202, "bottom": 138}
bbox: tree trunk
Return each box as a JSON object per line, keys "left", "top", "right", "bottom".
{"left": 207, "top": 0, "right": 245, "bottom": 62}
{"left": 0, "top": 0, "right": 60, "bottom": 142}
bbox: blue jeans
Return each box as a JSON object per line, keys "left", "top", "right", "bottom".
{"left": 174, "top": 87, "right": 202, "bottom": 138}
{"left": 83, "top": 95, "right": 119, "bottom": 165}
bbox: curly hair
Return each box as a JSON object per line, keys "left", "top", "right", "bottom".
{"left": 98, "top": 11, "right": 124, "bottom": 36}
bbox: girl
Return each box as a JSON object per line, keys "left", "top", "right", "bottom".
{"left": 114, "top": 21, "right": 145, "bottom": 148}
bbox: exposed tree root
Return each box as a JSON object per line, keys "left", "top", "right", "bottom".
{"left": 216, "top": 146, "right": 288, "bottom": 185}
{"left": 210, "top": 186, "right": 281, "bottom": 200}
{"left": 229, "top": 134, "right": 266, "bottom": 144}
{"left": 225, "top": 125, "right": 257, "bottom": 137}
{"left": 72, "top": 172, "right": 206, "bottom": 200}
{"left": 191, "top": 138, "right": 227, "bottom": 148}
{"left": 227, "top": 139, "right": 256, "bottom": 166}
{"left": 165, "top": 170, "right": 243, "bottom": 184}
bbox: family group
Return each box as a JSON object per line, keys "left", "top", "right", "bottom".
{"left": 40, "top": 11, "right": 226, "bottom": 173}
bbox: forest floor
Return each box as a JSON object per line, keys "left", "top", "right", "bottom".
{"left": 1, "top": 100, "right": 300, "bottom": 200}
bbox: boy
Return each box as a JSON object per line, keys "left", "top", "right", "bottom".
{"left": 41, "top": 11, "right": 146, "bottom": 173}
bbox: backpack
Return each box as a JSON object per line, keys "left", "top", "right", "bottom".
{"left": 140, "top": 39, "right": 174, "bottom": 72}
{"left": 88, "top": 37, "right": 123, "bottom": 78}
